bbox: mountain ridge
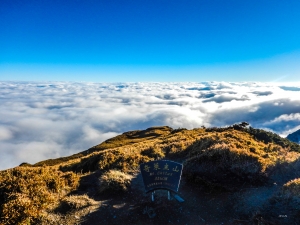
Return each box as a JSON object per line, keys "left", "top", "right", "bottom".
{"left": 1, "top": 124, "right": 300, "bottom": 225}
{"left": 27, "top": 124, "right": 300, "bottom": 168}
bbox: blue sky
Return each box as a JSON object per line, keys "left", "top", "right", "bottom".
{"left": 1, "top": 0, "right": 300, "bottom": 82}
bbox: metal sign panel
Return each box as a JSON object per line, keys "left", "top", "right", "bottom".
{"left": 140, "top": 160, "right": 183, "bottom": 193}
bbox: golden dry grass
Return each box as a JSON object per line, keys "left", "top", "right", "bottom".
{"left": 283, "top": 178, "right": 300, "bottom": 197}
{"left": 98, "top": 170, "right": 133, "bottom": 193}
{"left": 0, "top": 167, "right": 79, "bottom": 225}
{"left": 1, "top": 125, "right": 300, "bottom": 224}
{"left": 181, "top": 128, "right": 300, "bottom": 189}
{"left": 61, "top": 194, "right": 99, "bottom": 210}
{"left": 30, "top": 126, "right": 172, "bottom": 168}
{"left": 88, "top": 126, "right": 173, "bottom": 152}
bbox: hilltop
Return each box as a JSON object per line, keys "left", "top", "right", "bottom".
{"left": 1, "top": 124, "right": 300, "bottom": 225}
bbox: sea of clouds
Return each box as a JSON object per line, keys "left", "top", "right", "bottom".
{"left": 1, "top": 81, "right": 300, "bottom": 170}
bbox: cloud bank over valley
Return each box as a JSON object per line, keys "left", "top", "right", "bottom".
{"left": 1, "top": 81, "right": 300, "bottom": 170}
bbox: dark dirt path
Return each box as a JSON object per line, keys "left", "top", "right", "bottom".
{"left": 71, "top": 172, "right": 282, "bottom": 225}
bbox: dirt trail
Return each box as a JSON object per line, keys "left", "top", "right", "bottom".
{"left": 63, "top": 172, "right": 282, "bottom": 225}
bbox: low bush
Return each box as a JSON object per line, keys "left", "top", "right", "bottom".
{"left": 59, "top": 194, "right": 98, "bottom": 212}
{"left": 141, "top": 146, "right": 165, "bottom": 159}
{"left": 256, "top": 178, "right": 300, "bottom": 224}
{"left": 98, "top": 170, "right": 133, "bottom": 193}
{"left": 62, "top": 149, "right": 151, "bottom": 173}
{"left": 283, "top": 178, "right": 300, "bottom": 197}
{"left": 0, "top": 167, "right": 79, "bottom": 225}
{"left": 183, "top": 134, "right": 280, "bottom": 189}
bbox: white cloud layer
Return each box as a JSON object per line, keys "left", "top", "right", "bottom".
{"left": 1, "top": 81, "right": 300, "bottom": 170}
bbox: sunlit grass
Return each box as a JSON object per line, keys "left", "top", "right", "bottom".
{"left": 1, "top": 124, "right": 300, "bottom": 224}
{"left": 0, "top": 167, "right": 79, "bottom": 224}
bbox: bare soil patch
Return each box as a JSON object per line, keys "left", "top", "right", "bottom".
{"left": 43, "top": 171, "right": 294, "bottom": 225}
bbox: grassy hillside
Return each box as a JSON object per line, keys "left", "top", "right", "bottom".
{"left": 32, "top": 126, "right": 173, "bottom": 167}
{"left": 1, "top": 124, "right": 300, "bottom": 224}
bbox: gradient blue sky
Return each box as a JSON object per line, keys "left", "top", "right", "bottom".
{"left": 1, "top": 0, "right": 300, "bottom": 82}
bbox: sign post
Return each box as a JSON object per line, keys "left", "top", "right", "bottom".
{"left": 140, "top": 160, "right": 183, "bottom": 201}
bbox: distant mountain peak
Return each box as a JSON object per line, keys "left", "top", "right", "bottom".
{"left": 287, "top": 129, "right": 300, "bottom": 144}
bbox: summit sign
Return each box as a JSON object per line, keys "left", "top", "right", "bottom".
{"left": 140, "top": 160, "right": 183, "bottom": 193}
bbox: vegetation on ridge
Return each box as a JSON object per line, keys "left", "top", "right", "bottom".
{"left": 31, "top": 126, "right": 173, "bottom": 167}
{"left": 1, "top": 124, "right": 300, "bottom": 224}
